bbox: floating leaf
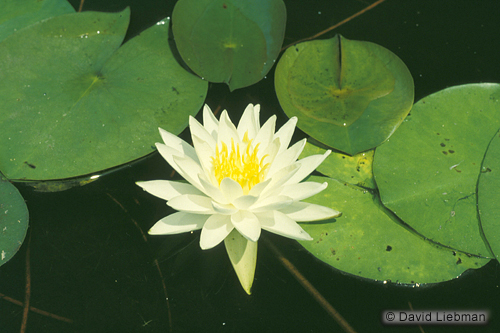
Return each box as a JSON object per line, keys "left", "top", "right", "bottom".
{"left": 478, "top": 129, "right": 500, "bottom": 261}
{"left": 374, "top": 83, "right": 500, "bottom": 256}
{"left": 275, "top": 34, "right": 414, "bottom": 155}
{"left": 0, "top": 0, "right": 74, "bottom": 42}
{"left": 172, "top": 0, "right": 286, "bottom": 91}
{"left": 299, "top": 176, "right": 490, "bottom": 284}
{"left": 0, "top": 10, "right": 207, "bottom": 181}
{"left": 299, "top": 140, "right": 375, "bottom": 189}
{"left": 0, "top": 176, "right": 29, "bottom": 267}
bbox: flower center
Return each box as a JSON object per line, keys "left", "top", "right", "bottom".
{"left": 211, "top": 133, "right": 269, "bottom": 193}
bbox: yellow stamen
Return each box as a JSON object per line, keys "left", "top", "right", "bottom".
{"left": 211, "top": 133, "right": 269, "bottom": 193}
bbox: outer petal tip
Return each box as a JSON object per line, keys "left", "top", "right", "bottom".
{"left": 148, "top": 223, "right": 163, "bottom": 235}
{"left": 224, "top": 229, "right": 257, "bottom": 295}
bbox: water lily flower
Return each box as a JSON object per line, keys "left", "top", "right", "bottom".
{"left": 137, "top": 104, "right": 340, "bottom": 294}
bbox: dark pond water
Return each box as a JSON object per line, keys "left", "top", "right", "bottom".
{"left": 1, "top": 0, "right": 500, "bottom": 332}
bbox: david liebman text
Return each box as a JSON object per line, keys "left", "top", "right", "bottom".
{"left": 382, "top": 310, "right": 489, "bottom": 325}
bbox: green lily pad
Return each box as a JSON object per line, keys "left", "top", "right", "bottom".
{"left": 478, "top": 129, "right": 500, "bottom": 261}
{"left": 275, "top": 34, "right": 414, "bottom": 155}
{"left": 299, "top": 140, "right": 375, "bottom": 189}
{"left": 172, "top": 0, "right": 286, "bottom": 91}
{"left": 0, "top": 9, "right": 207, "bottom": 181}
{"left": 0, "top": 176, "right": 29, "bottom": 267}
{"left": 0, "top": 0, "right": 74, "bottom": 42}
{"left": 374, "top": 83, "right": 500, "bottom": 257}
{"left": 299, "top": 176, "right": 490, "bottom": 284}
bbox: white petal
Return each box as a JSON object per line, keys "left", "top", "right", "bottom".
{"left": 190, "top": 116, "right": 216, "bottom": 151}
{"left": 159, "top": 127, "right": 198, "bottom": 163}
{"left": 171, "top": 154, "right": 205, "bottom": 192}
{"left": 191, "top": 135, "right": 216, "bottom": 181}
{"left": 250, "top": 195, "right": 293, "bottom": 213}
{"left": 202, "top": 104, "right": 219, "bottom": 139}
{"left": 259, "top": 137, "right": 280, "bottom": 168}
{"left": 232, "top": 195, "right": 259, "bottom": 210}
{"left": 136, "top": 180, "right": 202, "bottom": 201}
{"left": 277, "top": 181, "right": 328, "bottom": 201}
{"left": 274, "top": 116, "right": 297, "bottom": 153}
{"left": 156, "top": 143, "right": 205, "bottom": 194}
{"left": 224, "top": 229, "right": 257, "bottom": 295}
{"left": 148, "top": 212, "right": 208, "bottom": 235}
{"left": 199, "top": 176, "right": 228, "bottom": 204}
{"left": 248, "top": 178, "right": 272, "bottom": 197}
{"left": 260, "top": 164, "right": 299, "bottom": 198}
{"left": 231, "top": 211, "right": 261, "bottom": 242}
{"left": 253, "top": 114, "right": 276, "bottom": 151}
{"left": 212, "top": 201, "right": 238, "bottom": 215}
{"left": 237, "top": 103, "right": 260, "bottom": 139}
{"left": 217, "top": 110, "right": 241, "bottom": 147}
{"left": 252, "top": 105, "right": 261, "bottom": 128}
{"left": 200, "top": 214, "right": 233, "bottom": 249}
{"left": 167, "top": 194, "right": 215, "bottom": 214}
{"left": 155, "top": 142, "right": 186, "bottom": 171}
{"left": 279, "top": 201, "right": 341, "bottom": 221}
{"left": 257, "top": 211, "right": 312, "bottom": 241}
{"left": 220, "top": 178, "right": 244, "bottom": 202}
{"left": 267, "top": 139, "right": 306, "bottom": 178}
{"left": 283, "top": 150, "right": 331, "bottom": 186}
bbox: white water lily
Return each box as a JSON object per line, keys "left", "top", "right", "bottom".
{"left": 137, "top": 104, "right": 340, "bottom": 294}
